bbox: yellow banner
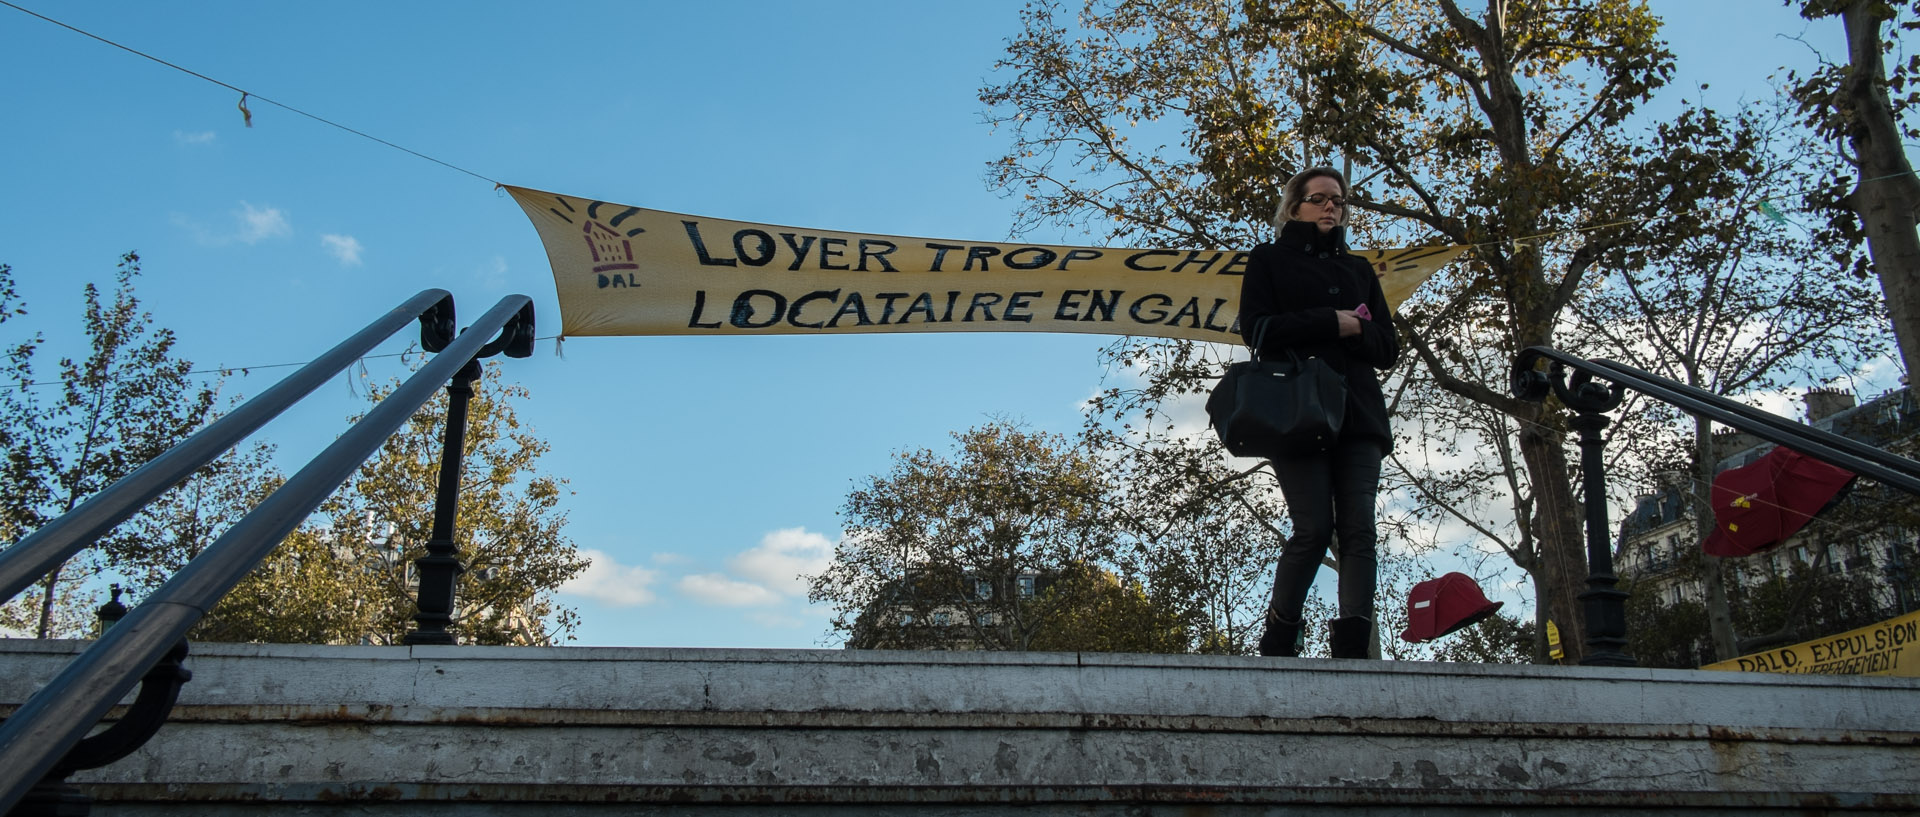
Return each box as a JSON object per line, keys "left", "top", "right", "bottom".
{"left": 506, "top": 186, "right": 1465, "bottom": 341}
{"left": 1700, "top": 610, "right": 1920, "bottom": 677}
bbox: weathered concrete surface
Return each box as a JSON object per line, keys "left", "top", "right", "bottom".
{"left": 3, "top": 639, "right": 1918, "bottom": 815}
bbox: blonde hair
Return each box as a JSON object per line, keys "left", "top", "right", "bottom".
{"left": 1271, "top": 167, "right": 1350, "bottom": 231}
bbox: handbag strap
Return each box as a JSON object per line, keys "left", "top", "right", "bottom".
{"left": 1250, "top": 315, "right": 1271, "bottom": 363}
{"left": 1247, "top": 316, "right": 1303, "bottom": 366}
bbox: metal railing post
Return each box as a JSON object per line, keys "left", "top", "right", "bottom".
{"left": 1514, "top": 355, "right": 1636, "bottom": 666}
{"left": 404, "top": 357, "right": 481, "bottom": 646}
{"left": 402, "top": 300, "right": 534, "bottom": 645}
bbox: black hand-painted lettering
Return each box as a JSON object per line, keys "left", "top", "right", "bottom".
{"left": 1086, "top": 290, "right": 1123, "bottom": 322}
{"left": 901, "top": 293, "right": 938, "bottom": 323}
{"left": 1203, "top": 298, "right": 1233, "bottom": 331}
{"left": 1003, "top": 248, "right": 1056, "bottom": 270}
{"left": 684, "top": 221, "right": 738, "bottom": 267}
{"left": 1129, "top": 294, "right": 1172, "bottom": 323}
{"left": 873, "top": 292, "right": 910, "bottom": 324}
{"left": 780, "top": 233, "right": 819, "bottom": 271}
{"left": 965, "top": 292, "right": 1004, "bottom": 321}
{"left": 688, "top": 290, "right": 722, "bottom": 328}
{"left": 828, "top": 292, "right": 874, "bottom": 327}
{"left": 1004, "top": 291, "right": 1041, "bottom": 322}
{"left": 734, "top": 229, "right": 776, "bottom": 267}
{"left": 819, "top": 237, "right": 851, "bottom": 271}
{"left": 1170, "top": 250, "right": 1219, "bottom": 274}
{"left": 788, "top": 289, "right": 842, "bottom": 329}
{"left": 857, "top": 239, "right": 899, "bottom": 272}
{"left": 1057, "top": 249, "right": 1102, "bottom": 270}
{"left": 926, "top": 243, "right": 965, "bottom": 272}
{"left": 1166, "top": 296, "right": 1202, "bottom": 327}
{"left": 1055, "top": 290, "right": 1089, "bottom": 321}
{"left": 1125, "top": 250, "right": 1175, "bottom": 271}
{"left": 731, "top": 290, "right": 786, "bottom": 329}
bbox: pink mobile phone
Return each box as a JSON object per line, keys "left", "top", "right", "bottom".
{"left": 1354, "top": 303, "right": 1372, "bottom": 320}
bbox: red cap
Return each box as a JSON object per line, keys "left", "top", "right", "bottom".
{"left": 1399, "top": 572, "right": 1505, "bottom": 643}
{"left": 1702, "top": 446, "right": 1854, "bottom": 558}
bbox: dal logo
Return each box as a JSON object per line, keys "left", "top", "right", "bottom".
{"left": 537, "top": 193, "right": 647, "bottom": 289}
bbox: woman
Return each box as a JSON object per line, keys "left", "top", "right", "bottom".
{"left": 1237, "top": 167, "right": 1398, "bottom": 658}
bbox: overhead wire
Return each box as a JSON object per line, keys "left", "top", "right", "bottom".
{"left": 10, "top": 3, "right": 1914, "bottom": 637}
{"left": 0, "top": 336, "right": 567, "bottom": 391}
{"left": 0, "top": 0, "right": 499, "bottom": 187}
{"left": 0, "top": 2, "right": 1912, "bottom": 424}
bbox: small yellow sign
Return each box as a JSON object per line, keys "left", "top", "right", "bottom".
{"left": 1701, "top": 610, "right": 1920, "bottom": 677}
{"left": 1547, "top": 619, "right": 1563, "bottom": 661}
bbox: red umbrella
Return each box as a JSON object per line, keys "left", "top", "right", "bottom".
{"left": 1399, "top": 572, "right": 1504, "bottom": 643}
{"left": 1702, "top": 446, "right": 1855, "bottom": 558}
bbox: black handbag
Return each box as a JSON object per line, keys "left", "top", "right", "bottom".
{"left": 1206, "top": 317, "right": 1348, "bottom": 458}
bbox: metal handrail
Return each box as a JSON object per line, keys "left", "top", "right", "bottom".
{"left": 0, "top": 294, "right": 531, "bottom": 814}
{"left": 1514, "top": 347, "right": 1920, "bottom": 496}
{"left": 0, "top": 289, "right": 456, "bottom": 605}
{"left": 1584, "top": 356, "right": 1920, "bottom": 492}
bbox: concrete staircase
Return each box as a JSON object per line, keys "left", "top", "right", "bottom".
{"left": 4, "top": 639, "right": 1918, "bottom": 814}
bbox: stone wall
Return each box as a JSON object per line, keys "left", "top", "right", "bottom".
{"left": 4, "top": 639, "right": 1918, "bottom": 815}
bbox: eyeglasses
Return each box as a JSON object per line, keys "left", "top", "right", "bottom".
{"left": 1302, "top": 194, "right": 1346, "bottom": 209}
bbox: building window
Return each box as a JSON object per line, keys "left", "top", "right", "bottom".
{"left": 932, "top": 611, "right": 950, "bottom": 626}
{"left": 975, "top": 579, "right": 993, "bottom": 600}
{"left": 899, "top": 613, "right": 914, "bottom": 626}
{"left": 1018, "top": 576, "right": 1036, "bottom": 599}
{"left": 975, "top": 612, "right": 994, "bottom": 627}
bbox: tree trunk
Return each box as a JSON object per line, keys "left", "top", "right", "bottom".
{"left": 1517, "top": 408, "right": 1588, "bottom": 664}
{"left": 1841, "top": 1, "right": 1920, "bottom": 380}
{"left": 1700, "top": 556, "right": 1738, "bottom": 661}
{"left": 35, "top": 565, "right": 61, "bottom": 639}
{"left": 1528, "top": 567, "right": 1553, "bottom": 663}
{"left": 1694, "top": 415, "right": 1740, "bottom": 660}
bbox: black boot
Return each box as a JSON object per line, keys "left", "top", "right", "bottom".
{"left": 1329, "top": 616, "right": 1372, "bottom": 659}
{"left": 1258, "top": 610, "right": 1303, "bottom": 657}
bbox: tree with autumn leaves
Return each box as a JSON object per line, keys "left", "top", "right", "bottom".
{"left": 0, "top": 256, "right": 584, "bottom": 645}
{"left": 0, "top": 254, "right": 213, "bottom": 638}
{"left": 976, "top": 0, "right": 1896, "bottom": 663}
{"left": 811, "top": 421, "right": 1535, "bottom": 659}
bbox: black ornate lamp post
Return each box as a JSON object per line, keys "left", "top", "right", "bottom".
{"left": 1514, "top": 354, "right": 1637, "bottom": 667}
{"left": 404, "top": 303, "right": 534, "bottom": 646}
{"left": 94, "top": 584, "right": 127, "bottom": 635}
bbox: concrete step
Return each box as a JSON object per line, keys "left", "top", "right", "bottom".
{"left": 4, "top": 640, "right": 1918, "bottom": 814}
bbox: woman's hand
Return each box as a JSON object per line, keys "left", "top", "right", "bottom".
{"left": 1335, "top": 310, "right": 1363, "bottom": 337}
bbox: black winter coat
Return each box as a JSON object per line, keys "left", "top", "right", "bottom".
{"left": 1237, "top": 220, "right": 1399, "bottom": 452}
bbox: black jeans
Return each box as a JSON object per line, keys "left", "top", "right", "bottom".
{"left": 1267, "top": 437, "right": 1384, "bottom": 623}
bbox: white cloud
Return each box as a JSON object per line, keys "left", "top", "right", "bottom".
{"left": 173, "top": 130, "right": 216, "bottom": 145}
{"left": 558, "top": 549, "right": 659, "bottom": 607}
{"left": 728, "top": 527, "right": 835, "bottom": 598}
{"left": 236, "top": 201, "right": 291, "bottom": 244}
{"left": 679, "top": 573, "right": 783, "bottom": 607}
{"left": 172, "top": 201, "right": 292, "bottom": 247}
{"left": 320, "top": 234, "right": 364, "bottom": 266}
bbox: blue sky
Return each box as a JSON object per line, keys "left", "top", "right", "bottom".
{"left": 0, "top": 2, "right": 1876, "bottom": 648}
